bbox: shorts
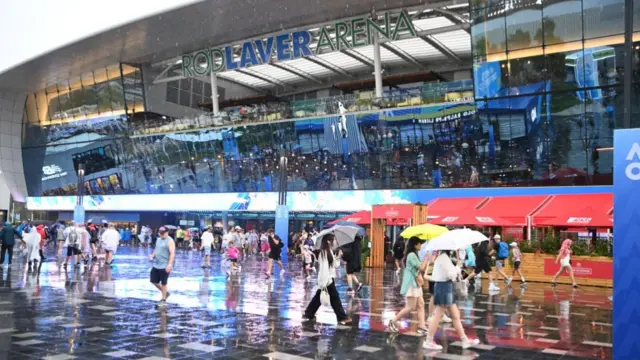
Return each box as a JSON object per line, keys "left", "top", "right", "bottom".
{"left": 513, "top": 261, "right": 521, "bottom": 270}
{"left": 204, "top": 248, "right": 211, "bottom": 256}
{"left": 90, "top": 238, "right": 98, "bottom": 244}
{"left": 560, "top": 257, "right": 571, "bottom": 267}
{"left": 67, "top": 247, "right": 81, "bottom": 256}
{"left": 405, "top": 286, "right": 423, "bottom": 298}
{"left": 428, "top": 280, "right": 436, "bottom": 295}
{"left": 346, "top": 261, "right": 361, "bottom": 274}
{"left": 495, "top": 259, "right": 506, "bottom": 270}
{"left": 475, "top": 262, "right": 491, "bottom": 274}
{"left": 269, "top": 253, "right": 281, "bottom": 261}
{"left": 433, "top": 281, "right": 454, "bottom": 306}
{"left": 229, "top": 258, "right": 238, "bottom": 263}
{"left": 177, "top": 238, "right": 184, "bottom": 243}
{"left": 150, "top": 268, "right": 169, "bottom": 285}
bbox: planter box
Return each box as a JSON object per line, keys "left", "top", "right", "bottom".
{"left": 501, "top": 253, "right": 612, "bottom": 288}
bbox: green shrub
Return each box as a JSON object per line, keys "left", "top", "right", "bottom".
{"left": 571, "top": 241, "right": 590, "bottom": 256}
{"left": 541, "top": 234, "right": 561, "bottom": 255}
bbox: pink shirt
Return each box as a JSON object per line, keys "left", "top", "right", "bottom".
{"left": 227, "top": 247, "right": 239, "bottom": 259}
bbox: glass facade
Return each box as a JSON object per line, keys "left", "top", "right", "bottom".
{"left": 470, "top": 0, "right": 640, "bottom": 186}
{"left": 20, "top": 1, "right": 640, "bottom": 198}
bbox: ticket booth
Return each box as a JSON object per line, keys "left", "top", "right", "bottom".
{"left": 369, "top": 204, "right": 428, "bottom": 268}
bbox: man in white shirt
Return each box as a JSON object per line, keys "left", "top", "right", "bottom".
{"left": 200, "top": 227, "right": 214, "bottom": 268}
{"left": 101, "top": 224, "right": 121, "bottom": 266}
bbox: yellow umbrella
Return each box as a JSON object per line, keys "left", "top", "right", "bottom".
{"left": 400, "top": 223, "right": 449, "bottom": 241}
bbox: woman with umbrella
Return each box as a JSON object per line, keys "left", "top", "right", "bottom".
{"left": 388, "top": 236, "right": 429, "bottom": 334}
{"left": 302, "top": 233, "right": 352, "bottom": 325}
{"left": 422, "top": 229, "right": 483, "bottom": 350}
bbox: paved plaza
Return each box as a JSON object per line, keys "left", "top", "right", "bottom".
{"left": 0, "top": 246, "right": 612, "bottom": 359}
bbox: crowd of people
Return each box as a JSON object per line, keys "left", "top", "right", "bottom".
{"left": 0, "top": 220, "right": 583, "bottom": 350}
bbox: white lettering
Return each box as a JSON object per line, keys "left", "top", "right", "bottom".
{"left": 441, "top": 216, "right": 459, "bottom": 223}
{"left": 625, "top": 143, "right": 640, "bottom": 180}
{"left": 567, "top": 217, "right": 592, "bottom": 224}
{"left": 475, "top": 217, "right": 495, "bottom": 223}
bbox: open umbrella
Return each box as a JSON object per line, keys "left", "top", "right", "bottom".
{"left": 313, "top": 225, "right": 361, "bottom": 249}
{"left": 422, "top": 229, "right": 488, "bottom": 252}
{"left": 400, "top": 223, "right": 448, "bottom": 241}
{"left": 326, "top": 221, "right": 365, "bottom": 236}
{"left": 164, "top": 225, "right": 178, "bottom": 230}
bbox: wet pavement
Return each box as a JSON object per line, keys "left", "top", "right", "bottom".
{"left": 0, "top": 245, "right": 613, "bottom": 359}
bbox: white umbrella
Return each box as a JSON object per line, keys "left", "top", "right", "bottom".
{"left": 164, "top": 225, "right": 178, "bottom": 230}
{"left": 313, "top": 225, "right": 360, "bottom": 249}
{"left": 422, "top": 229, "right": 488, "bottom": 252}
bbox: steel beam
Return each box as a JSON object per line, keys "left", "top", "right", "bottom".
{"left": 270, "top": 63, "right": 324, "bottom": 84}
{"left": 303, "top": 56, "right": 356, "bottom": 79}
{"left": 236, "top": 68, "right": 289, "bottom": 87}
{"left": 420, "top": 36, "right": 462, "bottom": 64}
{"left": 380, "top": 42, "right": 427, "bottom": 70}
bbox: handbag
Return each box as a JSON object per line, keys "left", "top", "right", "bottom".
{"left": 320, "top": 288, "right": 330, "bottom": 306}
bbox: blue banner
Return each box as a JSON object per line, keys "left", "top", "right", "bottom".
{"left": 575, "top": 52, "right": 602, "bottom": 101}
{"left": 73, "top": 205, "right": 85, "bottom": 224}
{"left": 275, "top": 205, "right": 289, "bottom": 261}
{"left": 473, "top": 61, "right": 501, "bottom": 101}
{"left": 613, "top": 129, "right": 640, "bottom": 358}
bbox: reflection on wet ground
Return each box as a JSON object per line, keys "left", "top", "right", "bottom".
{"left": 0, "top": 246, "right": 612, "bottom": 359}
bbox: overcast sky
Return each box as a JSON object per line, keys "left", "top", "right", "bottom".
{"left": 0, "top": 0, "right": 201, "bottom": 75}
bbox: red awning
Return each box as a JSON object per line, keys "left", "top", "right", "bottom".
{"left": 531, "top": 194, "right": 613, "bottom": 228}
{"left": 328, "top": 210, "right": 371, "bottom": 225}
{"left": 476, "top": 195, "right": 552, "bottom": 226}
{"left": 426, "top": 197, "right": 489, "bottom": 226}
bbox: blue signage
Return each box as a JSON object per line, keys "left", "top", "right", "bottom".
{"left": 73, "top": 205, "right": 85, "bottom": 224}
{"left": 473, "top": 61, "right": 502, "bottom": 101}
{"left": 613, "top": 128, "right": 640, "bottom": 358}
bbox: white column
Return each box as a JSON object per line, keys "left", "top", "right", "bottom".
{"left": 373, "top": 34, "right": 383, "bottom": 99}
{"left": 210, "top": 71, "right": 219, "bottom": 115}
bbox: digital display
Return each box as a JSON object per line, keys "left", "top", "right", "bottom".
{"left": 26, "top": 186, "right": 612, "bottom": 212}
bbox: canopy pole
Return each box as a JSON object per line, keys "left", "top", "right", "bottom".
{"left": 372, "top": 8, "right": 383, "bottom": 99}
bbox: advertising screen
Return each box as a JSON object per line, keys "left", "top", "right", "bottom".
{"left": 26, "top": 186, "right": 611, "bottom": 213}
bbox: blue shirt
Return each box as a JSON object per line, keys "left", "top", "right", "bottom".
{"left": 153, "top": 236, "right": 174, "bottom": 269}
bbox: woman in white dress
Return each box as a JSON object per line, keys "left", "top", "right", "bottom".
{"left": 23, "top": 227, "right": 41, "bottom": 270}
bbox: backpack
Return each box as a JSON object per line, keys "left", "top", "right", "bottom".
{"left": 497, "top": 242, "right": 509, "bottom": 259}
{"left": 57, "top": 227, "right": 65, "bottom": 240}
{"left": 68, "top": 228, "right": 79, "bottom": 248}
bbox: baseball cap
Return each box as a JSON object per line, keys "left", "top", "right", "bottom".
{"left": 510, "top": 242, "right": 518, "bottom": 247}
{"left": 494, "top": 234, "right": 501, "bottom": 239}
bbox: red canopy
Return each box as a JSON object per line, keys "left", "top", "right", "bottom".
{"left": 427, "top": 197, "right": 489, "bottom": 226}
{"left": 531, "top": 194, "right": 613, "bottom": 227}
{"left": 328, "top": 210, "right": 371, "bottom": 225}
{"left": 476, "top": 195, "right": 551, "bottom": 226}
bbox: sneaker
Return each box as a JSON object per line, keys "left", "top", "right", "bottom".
{"left": 423, "top": 340, "right": 443, "bottom": 350}
{"left": 388, "top": 320, "right": 399, "bottom": 333}
{"left": 551, "top": 282, "right": 557, "bottom": 287}
{"left": 461, "top": 338, "right": 480, "bottom": 349}
{"left": 489, "top": 283, "right": 500, "bottom": 292}
{"left": 155, "top": 300, "right": 167, "bottom": 309}
{"left": 339, "top": 317, "right": 352, "bottom": 325}
{"left": 505, "top": 277, "right": 513, "bottom": 285}
{"left": 520, "top": 281, "right": 527, "bottom": 287}
{"left": 572, "top": 284, "right": 578, "bottom": 288}
{"left": 346, "top": 288, "right": 354, "bottom": 294}
{"left": 442, "top": 314, "right": 452, "bottom": 323}
{"left": 302, "top": 313, "right": 315, "bottom": 321}
{"left": 355, "top": 283, "right": 363, "bottom": 293}
{"left": 280, "top": 269, "right": 285, "bottom": 276}
{"left": 417, "top": 327, "right": 429, "bottom": 335}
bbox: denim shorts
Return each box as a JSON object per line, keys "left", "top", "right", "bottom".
{"left": 433, "top": 281, "right": 454, "bottom": 306}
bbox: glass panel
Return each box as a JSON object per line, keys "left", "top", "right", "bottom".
{"left": 583, "top": 0, "right": 625, "bottom": 39}
{"left": 542, "top": 0, "right": 583, "bottom": 45}
{"left": 471, "top": 3, "right": 507, "bottom": 56}
{"left": 506, "top": 7, "right": 543, "bottom": 51}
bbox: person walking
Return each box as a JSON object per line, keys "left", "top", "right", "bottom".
{"left": 149, "top": 227, "right": 176, "bottom": 309}
{"left": 551, "top": 239, "right": 578, "bottom": 288}
{"left": 343, "top": 235, "right": 363, "bottom": 295}
{"left": 266, "top": 232, "right": 285, "bottom": 279}
{"left": 424, "top": 251, "right": 480, "bottom": 350}
{"left": 491, "top": 235, "right": 512, "bottom": 285}
{"left": 101, "top": 224, "right": 121, "bottom": 266}
{"left": 393, "top": 237, "right": 405, "bottom": 275}
{"left": 63, "top": 222, "right": 83, "bottom": 268}
{"left": 35, "top": 225, "right": 47, "bottom": 261}
{"left": 388, "top": 236, "right": 429, "bottom": 334}
{"left": 510, "top": 242, "right": 526, "bottom": 286}
{"left": 23, "top": 227, "right": 41, "bottom": 271}
{"left": 302, "top": 233, "right": 352, "bottom": 325}
{"left": 55, "top": 221, "right": 66, "bottom": 256}
{"left": 464, "top": 239, "right": 498, "bottom": 291}
{"left": 200, "top": 227, "right": 214, "bottom": 268}
{"left": 87, "top": 222, "right": 99, "bottom": 261}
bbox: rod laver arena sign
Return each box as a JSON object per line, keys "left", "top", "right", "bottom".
{"left": 182, "top": 10, "right": 416, "bottom": 76}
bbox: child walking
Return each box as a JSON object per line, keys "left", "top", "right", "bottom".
{"left": 510, "top": 242, "right": 526, "bottom": 287}
{"left": 302, "top": 245, "right": 316, "bottom": 279}
{"left": 226, "top": 241, "right": 240, "bottom": 277}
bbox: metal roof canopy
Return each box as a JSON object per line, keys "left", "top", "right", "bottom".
{"left": 152, "top": 2, "right": 471, "bottom": 94}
